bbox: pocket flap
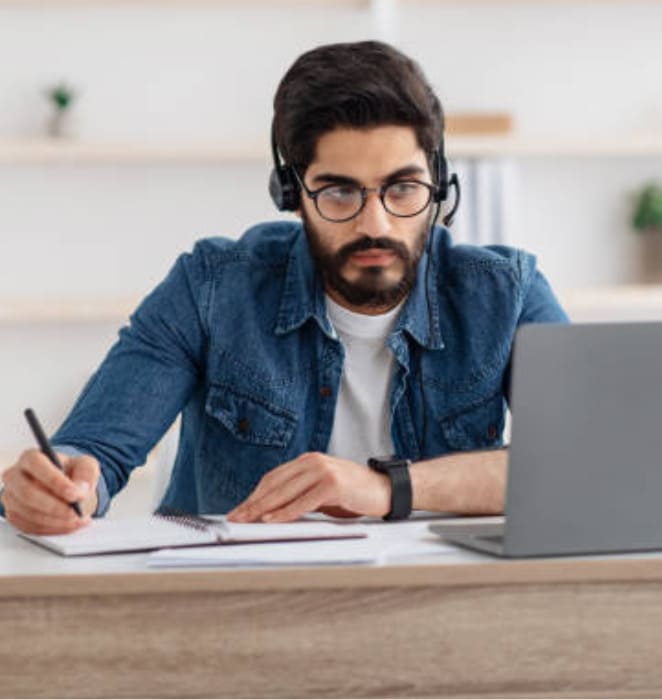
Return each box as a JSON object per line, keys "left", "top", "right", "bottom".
{"left": 205, "top": 385, "right": 297, "bottom": 448}
{"left": 440, "top": 392, "right": 505, "bottom": 451}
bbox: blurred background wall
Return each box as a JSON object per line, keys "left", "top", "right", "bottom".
{"left": 1, "top": 0, "right": 661, "bottom": 513}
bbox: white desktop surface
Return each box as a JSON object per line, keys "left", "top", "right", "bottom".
{"left": 0, "top": 513, "right": 498, "bottom": 578}
{"left": 6, "top": 512, "right": 662, "bottom": 580}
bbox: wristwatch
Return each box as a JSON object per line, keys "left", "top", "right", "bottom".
{"left": 367, "top": 456, "right": 412, "bottom": 521}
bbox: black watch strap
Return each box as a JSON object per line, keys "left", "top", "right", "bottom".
{"left": 367, "top": 457, "right": 413, "bottom": 521}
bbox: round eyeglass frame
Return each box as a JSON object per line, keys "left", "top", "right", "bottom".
{"left": 294, "top": 170, "right": 436, "bottom": 223}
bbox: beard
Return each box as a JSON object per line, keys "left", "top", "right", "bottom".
{"left": 303, "top": 209, "right": 430, "bottom": 309}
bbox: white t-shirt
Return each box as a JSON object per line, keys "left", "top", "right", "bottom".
{"left": 325, "top": 295, "right": 404, "bottom": 465}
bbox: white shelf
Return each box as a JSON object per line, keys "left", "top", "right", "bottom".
{"left": 2, "top": 132, "right": 662, "bottom": 165}
{"left": 0, "top": 0, "right": 369, "bottom": 5}
{"left": 0, "top": 139, "right": 268, "bottom": 165}
{"left": 560, "top": 285, "right": 662, "bottom": 323}
{"left": 0, "top": 0, "right": 647, "bottom": 4}
{"left": 4, "top": 286, "right": 662, "bottom": 324}
{"left": 447, "top": 132, "right": 662, "bottom": 159}
{"left": 0, "top": 299, "right": 137, "bottom": 323}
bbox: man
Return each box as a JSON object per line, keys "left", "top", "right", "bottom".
{"left": 0, "top": 41, "right": 567, "bottom": 535}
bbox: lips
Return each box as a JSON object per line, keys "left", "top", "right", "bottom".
{"left": 349, "top": 249, "right": 397, "bottom": 267}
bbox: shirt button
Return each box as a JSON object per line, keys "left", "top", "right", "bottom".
{"left": 487, "top": 425, "right": 498, "bottom": 440}
{"left": 319, "top": 386, "right": 332, "bottom": 398}
{"left": 237, "top": 418, "right": 250, "bottom": 433}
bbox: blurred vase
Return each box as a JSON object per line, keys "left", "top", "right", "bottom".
{"left": 638, "top": 229, "right": 662, "bottom": 283}
{"left": 47, "top": 110, "right": 75, "bottom": 139}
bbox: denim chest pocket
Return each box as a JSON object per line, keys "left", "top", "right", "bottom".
{"left": 205, "top": 385, "right": 297, "bottom": 448}
{"left": 440, "top": 392, "right": 506, "bottom": 451}
{"left": 200, "top": 385, "right": 299, "bottom": 506}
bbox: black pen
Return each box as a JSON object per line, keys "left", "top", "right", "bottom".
{"left": 24, "top": 408, "right": 84, "bottom": 518}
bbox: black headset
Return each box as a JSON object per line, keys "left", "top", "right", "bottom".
{"left": 269, "top": 122, "right": 461, "bottom": 226}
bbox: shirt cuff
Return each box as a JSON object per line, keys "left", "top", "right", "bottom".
{"left": 52, "top": 444, "right": 111, "bottom": 517}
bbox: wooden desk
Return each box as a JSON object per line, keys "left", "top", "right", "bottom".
{"left": 2, "top": 519, "right": 662, "bottom": 698}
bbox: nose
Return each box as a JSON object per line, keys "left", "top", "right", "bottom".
{"left": 354, "top": 190, "right": 392, "bottom": 239}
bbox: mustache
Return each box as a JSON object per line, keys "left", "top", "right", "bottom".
{"left": 335, "top": 236, "right": 410, "bottom": 266}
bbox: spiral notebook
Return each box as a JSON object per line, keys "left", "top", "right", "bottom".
{"left": 19, "top": 512, "right": 368, "bottom": 557}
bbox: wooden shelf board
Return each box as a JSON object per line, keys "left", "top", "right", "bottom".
{"left": 561, "top": 285, "right": 662, "bottom": 307}
{"left": 447, "top": 132, "right": 662, "bottom": 159}
{"left": 560, "top": 285, "right": 662, "bottom": 322}
{"left": 0, "top": 0, "right": 369, "bottom": 5}
{"left": 2, "top": 133, "right": 662, "bottom": 165}
{"left": 0, "top": 299, "right": 138, "bottom": 323}
{"left": 0, "top": 140, "right": 268, "bottom": 165}
{"left": 4, "top": 286, "right": 662, "bottom": 323}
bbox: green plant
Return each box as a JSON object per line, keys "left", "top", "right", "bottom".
{"left": 633, "top": 183, "right": 662, "bottom": 231}
{"left": 46, "top": 83, "right": 76, "bottom": 111}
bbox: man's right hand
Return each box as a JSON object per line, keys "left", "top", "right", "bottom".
{"left": 1, "top": 449, "right": 100, "bottom": 535}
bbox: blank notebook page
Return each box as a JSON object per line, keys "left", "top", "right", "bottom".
{"left": 19, "top": 515, "right": 368, "bottom": 556}
{"left": 20, "top": 516, "right": 216, "bottom": 556}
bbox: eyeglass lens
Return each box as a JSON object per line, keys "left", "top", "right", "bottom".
{"left": 315, "top": 181, "right": 432, "bottom": 222}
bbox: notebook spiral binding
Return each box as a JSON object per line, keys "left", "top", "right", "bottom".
{"left": 154, "top": 507, "right": 212, "bottom": 533}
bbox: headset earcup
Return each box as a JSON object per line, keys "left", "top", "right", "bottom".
{"left": 269, "top": 166, "right": 300, "bottom": 211}
{"left": 268, "top": 167, "right": 285, "bottom": 210}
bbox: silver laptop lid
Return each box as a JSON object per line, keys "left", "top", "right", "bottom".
{"left": 503, "top": 321, "right": 662, "bottom": 557}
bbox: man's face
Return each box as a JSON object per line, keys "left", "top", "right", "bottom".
{"left": 299, "top": 125, "right": 433, "bottom": 313}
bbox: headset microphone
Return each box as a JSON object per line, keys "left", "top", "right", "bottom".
{"left": 442, "top": 173, "right": 461, "bottom": 227}
{"left": 431, "top": 133, "right": 461, "bottom": 227}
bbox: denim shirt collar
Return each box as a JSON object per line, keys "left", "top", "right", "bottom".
{"left": 274, "top": 228, "right": 335, "bottom": 339}
{"left": 274, "top": 225, "right": 445, "bottom": 350}
{"left": 395, "top": 239, "right": 445, "bottom": 350}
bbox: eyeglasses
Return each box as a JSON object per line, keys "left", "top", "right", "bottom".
{"left": 294, "top": 171, "right": 436, "bottom": 223}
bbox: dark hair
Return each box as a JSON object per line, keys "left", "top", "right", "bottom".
{"left": 273, "top": 41, "right": 444, "bottom": 174}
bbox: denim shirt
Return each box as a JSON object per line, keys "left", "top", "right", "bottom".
{"left": 45, "top": 221, "right": 567, "bottom": 516}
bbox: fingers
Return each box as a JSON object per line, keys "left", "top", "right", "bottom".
{"left": 1, "top": 449, "right": 96, "bottom": 534}
{"left": 260, "top": 482, "right": 330, "bottom": 523}
{"left": 2, "top": 485, "right": 86, "bottom": 535}
{"left": 228, "top": 453, "right": 338, "bottom": 523}
{"left": 227, "top": 454, "right": 308, "bottom": 520}
{"left": 241, "top": 453, "right": 316, "bottom": 505}
{"left": 229, "top": 464, "right": 323, "bottom": 522}
{"left": 66, "top": 455, "right": 101, "bottom": 516}
{"left": 18, "top": 449, "right": 84, "bottom": 503}
{"left": 67, "top": 454, "right": 100, "bottom": 489}
{"left": 4, "top": 467, "right": 77, "bottom": 521}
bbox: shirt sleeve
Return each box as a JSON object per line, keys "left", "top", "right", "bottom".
{"left": 518, "top": 266, "right": 569, "bottom": 326}
{"left": 50, "top": 246, "right": 209, "bottom": 516}
{"left": 502, "top": 255, "right": 570, "bottom": 404}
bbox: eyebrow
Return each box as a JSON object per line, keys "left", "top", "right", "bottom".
{"left": 310, "top": 164, "right": 427, "bottom": 187}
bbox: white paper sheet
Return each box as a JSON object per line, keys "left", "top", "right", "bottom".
{"left": 148, "top": 537, "right": 383, "bottom": 567}
{"left": 146, "top": 518, "right": 466, "bottom": 568}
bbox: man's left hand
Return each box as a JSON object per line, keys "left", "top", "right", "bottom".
{"left": 226, "top": 452, "right": 391, "bottom": 523}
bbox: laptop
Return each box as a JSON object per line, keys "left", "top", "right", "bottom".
{"left": 430, "top": 321, "right": 662, "bottom": 558}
